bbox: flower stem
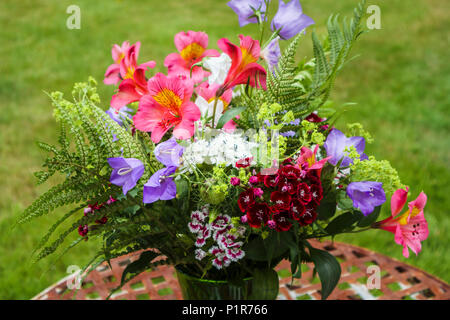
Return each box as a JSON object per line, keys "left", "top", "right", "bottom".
{"left": 211, "top": 97, "right": 219, "bottom": 128}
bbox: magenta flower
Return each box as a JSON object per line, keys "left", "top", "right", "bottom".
{"left": 154, "top": 137, "right": 184, "bottom": 168}
{"left": 164, "top": 31, "right": 219, "bottom": 84}
{"left": 374, "top": 187, "right": 429, "bottom": 258}
{"left": 107, "top": 157, "right": 145, "bottom": 195}
{"left": 324, "top": 129, "right": 368, "bottom": 167}
{"left": 133, "top": 73, "right": 201, "bottom": 143}
{"left": 143, "top": 166, "right": 177, "bottom": 204}
{"left": 346, "top": 181, "right": 386, "bottom": 216}
{"left": 227, "top": 0, "right": 268, "bottom": 27}
{"left": 271, "top": 0, "right": 314, "bottom": 40}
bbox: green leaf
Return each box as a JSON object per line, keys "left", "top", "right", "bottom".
{"left": 215, "top": 106, "right": 246, "bottom": 129}
{"left": 337, "top": 191, "right": 354, "bottom": 211}
{"left": 248, "top": 268, "right": 279, "bottom": 300}
{"left": 243, "top": 232, "right": 290, "bottom": 262}
{"left": 308, "top": 245, "right": 341, "bottom": 300}
{"left": 120, "top": 250, "right": 160, "bottom": 286}
{"left": 325, "top": 211, "right": 358, "bottom": 235}
{"left": 356, "top": 205, "right": 382, "bottom": 227}
{"left": 317, "top": 191, "right": 337, "bottom": 220}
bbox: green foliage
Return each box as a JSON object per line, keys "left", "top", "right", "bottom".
{"left": 307, "top": 242, "right": 341, "bottom": 300}
{"left": 16, "top": 78, "right": 162, "bottom": 268}
{"left": 260, "top": 0, "right": 367, "bottom": 124}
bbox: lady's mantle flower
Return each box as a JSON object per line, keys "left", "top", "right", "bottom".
{"left": 346, "top": 181, "right": 386, "bottom": 216}
{"left": 143, "top": 166, "right": 177, "bottom": 204}
{"left": 373, "top": 187, "right": 428, "bottom": 258}
{"left": 324, "top": 129, "right": 368, "bottom": 167}
{"left": 271, "top": 0, "right": 315, "bottom": 40}
{"left": 227, "top": 0, "right": 268, "bottom": 27}
{"left": 107, "top": 157, "right": 145, "bottom": 195}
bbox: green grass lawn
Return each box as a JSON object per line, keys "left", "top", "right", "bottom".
{"left": 0, "top": 0, "right": 448, "bottom": 299}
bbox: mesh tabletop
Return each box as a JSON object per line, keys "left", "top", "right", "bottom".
{"left": 32, "top": 240, "right": 450, "bottom": 300}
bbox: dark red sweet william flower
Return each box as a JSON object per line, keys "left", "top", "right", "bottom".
{"left": 270, "top": 191, "right": 291, "bottom": 211}
{"left": 246, "top": 203, "right": 270, "bottom": 228}
{"left": 280, "top": 165, "right": 301, "bottom": 180}
{"left": 238, "top": 188, "right": 255, "bottom": 212}
{"left": 297, "top": 183, "right": 312, "bottom": 204}
{"left": 236, "top": 157, "right": 253, "bottom": 168}
{"left": 271, "top": 211, "right": 292, "bottom": 232}
{"left": 305, "top": 112, "right": 325, "bottom": 123}
{"left": 78, "top": 224, "right": 89, "bottom": 237}
{"left": 299, "top": 204, "right": 317, "bottom": 226}
{"left": 278, "top": 177, "right": 299, "bottom": 195}
{"left": 289, "top": 199, "right": 306, "bottom": 221}
{"left": 310, "top": 184, "right": 323, "bottom": 205}
{"left": 263, "top": 174, "right": 279, "bottom": 188}
{"left": 306, "top": 169, "right": 321, "bottom": 183}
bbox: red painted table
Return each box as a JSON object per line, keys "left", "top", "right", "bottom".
{"left": 32, "top": 240, "right": 450, "bottom": 300}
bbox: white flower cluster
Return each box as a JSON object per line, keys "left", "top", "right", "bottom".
{"left": 181, "top": 131, "right": 257, "bottom": 171}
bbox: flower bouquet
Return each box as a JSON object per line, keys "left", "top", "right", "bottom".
{"left": 21, "top": 0, "right": 429, "bottom": 300}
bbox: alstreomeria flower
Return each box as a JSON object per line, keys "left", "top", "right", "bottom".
{"left": 373, "top": 187, "right": 429, "bottom": 258}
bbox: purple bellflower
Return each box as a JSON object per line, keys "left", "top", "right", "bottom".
{"left": 154, "top": 137, "right": 184, "bottom": 168}
{"left": 107, "top": 157, "right": 145, "bottom": 195}
{"left": 271, "top": 0, "right": 314, "bottom": 40}
{"left": 261, "top": 36, "right": 281, "bottom": 73}
{"left": 105, "top": 106, "right": 133, "bottom": 127}
{"left": 346, "top": 181, "right": 386, "bottom": 216}
{"left": 324, "top": 129, "right": 368, "bottom": 167}
{"left": 228, "top": 0, "right": 268, "bottom": 27}
{"left": 143, "top": 166, "right": 177, "bottom": 204}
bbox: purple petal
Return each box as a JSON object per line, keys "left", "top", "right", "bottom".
{"left": 271, "top": 0, "right": 314, "bottom": 40}
{"left": 228, "top": 0, "right": 267, "bottom": 27}
{"left": 154, "top": 138, "right": 184, "bottom": 167}
{"left": 107, "top": 157, "right": 128, "bottom": 169}
{"left": 347, "top": 181, "right": 386, "bottom": 216}
{"left": 324, "top": 129, "right": 346, "bottom": 166}
{"left": 160, "top": 179, "right": 177, "bottom": 200}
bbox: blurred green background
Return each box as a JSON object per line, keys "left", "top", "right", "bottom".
{"left": 0, "top": 0, "right": 448, "bottom": 299}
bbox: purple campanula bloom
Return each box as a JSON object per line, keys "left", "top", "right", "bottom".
{"left": 271, "top": 0, "right": 314, "bottom": 40}
{"left": 228, "top": 0, "right": 268, "bottom": 27}
{"left": 324, "top": 129, "right": 368, "bottom": 167}
{"left": 154, "top": 137, "right": 184, "bottom": 168}
{"left": 346, "top": 181, "right": 386, "bottom": 216}
{"left": 107, "top": 157, "right": 145, "bottom": 195}
{"left": 280, "top": 130, "right": 296, "bottom": 137}
{"left": 105, "top": 106, "right": 133, "bottom": 127}
{"left": 143, "top": 166, "right": 177, "bottom": 204}
{"left": 261, "top": 36, "right": 281, "bottom": 73}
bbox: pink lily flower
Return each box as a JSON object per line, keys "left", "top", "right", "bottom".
{"left": 297, "top": 145, "right": 331, "bottom": 173}
{"left": 133, "top": 73, "right": 201, "bottom": 143}
{"left": 104, "top": 41, "right": 131, "bottom": 85}
{"left": 104, "top": 41, "right": 155, "bottom": 86}
{"left": 374, "top": 187, "right": 429, "bottom": 258}
{"left": 216, "top": 35, "right": 267, "bottom": 96}
{"left": 110, "top": 67, "right": 154, "bottom": 110}
{"left": 164, "top": 31, "right": 219, "bottom": 84}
